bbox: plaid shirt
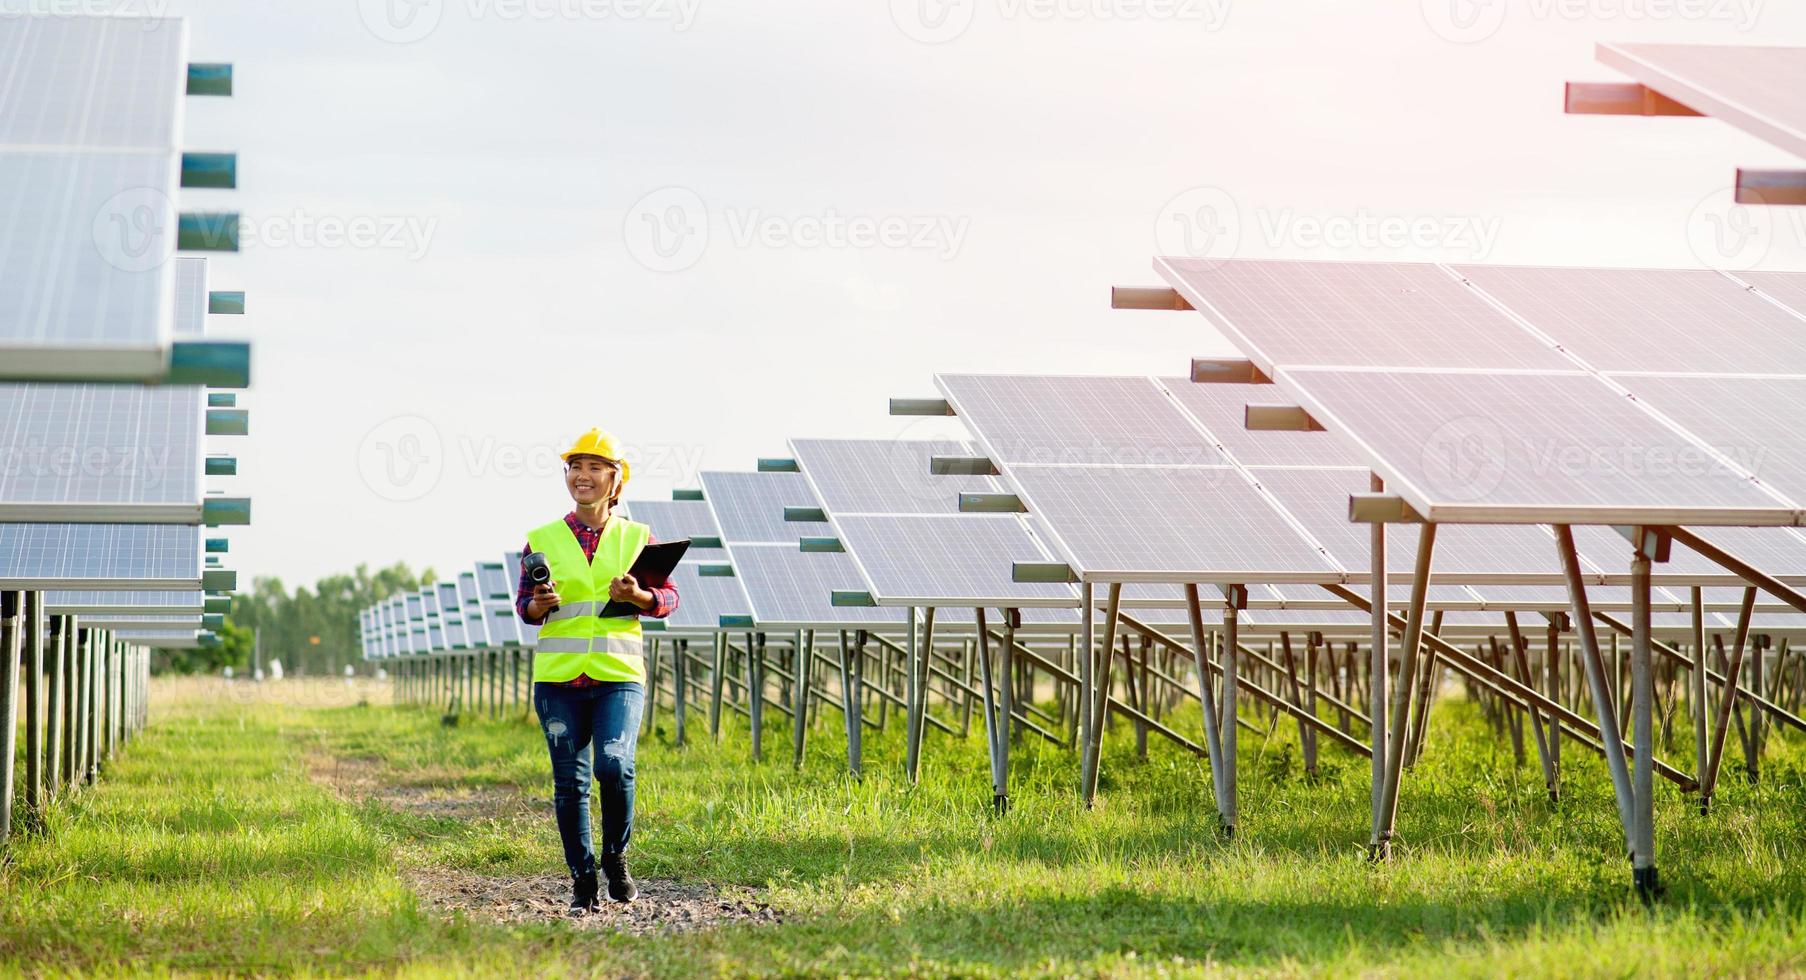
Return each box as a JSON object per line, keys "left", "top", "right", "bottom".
{"left": 517, "top": 511, "right": 678, "bottom": 687}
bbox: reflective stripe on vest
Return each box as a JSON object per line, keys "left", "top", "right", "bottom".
{"left": 526, "top": 515, "right": 649, "bottom": 683}
{"left": 534, "top": 635, "right": 646, "bottom": 656}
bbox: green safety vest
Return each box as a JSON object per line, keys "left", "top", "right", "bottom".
{"left": 526, "top": 516, "right": 650, "bottom": 683}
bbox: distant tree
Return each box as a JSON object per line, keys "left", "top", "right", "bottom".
{"left": 149, "top": 562, "right": 434, "bottom": 676}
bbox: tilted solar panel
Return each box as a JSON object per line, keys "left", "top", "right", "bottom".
{"left": 1282, "top": 368, "right": 1791, "bottom": 525}
{"left": 1155, "top": 257, "right": 1574, "bottom": 373}
{"left": 1598, "top": 42, "right": 1806, "bottom": 159}
{"left": 1454, "top": 265, "right": 1806, "bottom": 375}
{"left": 699, "top": 471, "right": 831, "bottom": 543}
{"left": 0, "top": 522, "right": 200, "bottom": 588}
{"left": 0, "top": 382, "right": 203, "bottom": 520}
{"left": 938, "top": 374, "right": 1224, "bottom": 467}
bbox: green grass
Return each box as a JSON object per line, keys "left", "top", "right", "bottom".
{"left": 4, "top": 676, "right": 1806, "bottom": 976}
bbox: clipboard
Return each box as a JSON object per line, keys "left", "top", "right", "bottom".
{"left": 599, "top": 538, "right": 691, "bottom": 617}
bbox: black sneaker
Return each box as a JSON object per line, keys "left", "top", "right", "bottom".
{"left": 569, "top": 871, "right": 599, "bottom": 915}
{"left": 601, "top": 852, "right": 637, "bottom": 903}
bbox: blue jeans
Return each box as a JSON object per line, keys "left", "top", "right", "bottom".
{"left": 533, "top": 681, "right": 644, "bottom": 877}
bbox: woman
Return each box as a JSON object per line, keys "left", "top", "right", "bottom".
{"left": 517, "top": 427, "right": 677, "bottom": 913}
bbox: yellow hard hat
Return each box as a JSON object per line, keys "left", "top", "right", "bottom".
{"left": 559, "top": 427, "right": 630, "bottom": 483}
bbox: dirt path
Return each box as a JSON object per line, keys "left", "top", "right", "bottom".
{"left": 306, "top": 751, "right": 781, "bottom": 935}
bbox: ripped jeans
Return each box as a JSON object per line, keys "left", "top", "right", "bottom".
{"left": 533, "top": 681, "right": 644, "bottom": 877}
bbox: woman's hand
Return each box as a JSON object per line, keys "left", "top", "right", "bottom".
{"left": 527, "top": 583, "right": 562, "bottom": 620}
{"left": 609, "top": 573, "right": 655, "bottom": 610}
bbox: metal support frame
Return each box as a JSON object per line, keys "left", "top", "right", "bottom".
{"left": 0, "top": 592, "right": 19, "bottom": 847}
{"left": 1080, "top": 583, "right": 1122, "bottom": 807}
{"left": 1184, "top": 584, "right": 1228, "bottom": 829}
{"left": 1700, "top": 587, "right": 1758, "bottom": 810}
{"left": 1556, "top": 526, "right": 1643, "bottom": 887}
{"left": 1367, "top": 479, "right": 1388, "bottom": 859}
{"left": 1374, "top": 524, "right": 1436, "bottom": 858}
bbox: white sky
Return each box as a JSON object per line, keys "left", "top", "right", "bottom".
{"left": 82, "top": 0, "right": 1806, "bottom": 584}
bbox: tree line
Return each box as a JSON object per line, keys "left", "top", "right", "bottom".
{"left": 152, "top": 562, "right": 435, "bottom": 676}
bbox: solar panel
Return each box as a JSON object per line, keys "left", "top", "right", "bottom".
{"left": 1160, "top": 378, "right": 1361, "bottom": 467}
{"left": 791, "top": 438, "right": 993, "bottom": 514}
{"left": 1249, "top": 466, "right": 1586, "bottom": 580}
{"left": 172, "top": 257, "right": 207, "bottom": 338}
{"left": 723, "top": 545, "right": 900, "bottom": 628}
{"left": 699, "top": 469, "right": 903, "bottom": 628}
{"left": 476, "top": 560, "right": 513, "bottom": 599}
{"left": 0, "top": 16, "right": 188, "bottom": 150}
{"left": 1284, "top": 368, "right": 1792, "bottom": 525}
{"left": 404, "top": 591, "right": 427, "bottom": 652}
{"left": 0, "top": 382, "right": 203, "bottom": 520}
{"left": 501, "top": 551, "right": 540, "bottom": 646}
{"left": 389, "top": 597, "right": 411, "bottom": 655}
{"left": 1007, "top": 465, "right": 1342, "bottom": 582}
{"left": 457, "top": 571, "right": 490, "bottom": 648}
{"left": 1453, "top": 265, "right": 1806, "bottom": 375}
{"left": 0, "top": 16, "right": 190, "bottom": 379}
{"left": 114, "top": 629, "right": 201, "bottom": 645}
{"left": 1621, "top": 375, "right": 1806, "bottom": 509}
{"left": 835, "top": 513, "right": 1077, "bottom": 607}
{"left": 1742, "top": 272, "right": 1806, "bottom": 321}
{"left": 84, "top": 612, "right": 202, "bottom": 628}
{"left": 43, "top": 590, "right": 202, "bottom": 614}
{"left": 657, "top": 562, "right": 752, "bottom": 631}
{"left": 1155, "top": 258, "right": 1574, "bottom": 373}
{"left": 938, "top": 374, "right": 1225, "bottom": 467}
{"left": 0, "top": 522, "right": 200, "bottom": 588}
{"left": 0, "top": 151, "right": 176, "bottom": 366}
{"left": 620, "top": 499, "right": 725, "bottom": 556}
{"left": 1597, "top": 43, "right": 1806, "bottom": 159}
{"left": 699, "top": 471, "right": 831, "bottom": 542}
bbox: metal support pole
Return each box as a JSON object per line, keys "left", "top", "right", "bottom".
{"left": 1184, "top": 584, "right": 1227, "bottom": 826}
{"left": 1555, "top": 525, "right": 1637, "bottom": 848}
{"left": 0, "top": 592, "right": 20, "bottom": 846}
{"left": 1080, "top": 583, "right": 1122, "bottom": 807}
{"left": 1700, "top": 586, "right": 1758, "bottom": 810}
{"left": 1631, "top": 546, "right": 1659, "bottom": 900}
{"left": 905, "top": 607, "right": 922, "bottom": 782}
{"left": 1078, "top": 582, "right": 1093, "bottom": 790}
{"left": 672, "top": 639, "right": 688, "bottom": 746}
{"left": 24, "top": 592, "right": 44, "bottom": 824}
{"left": 1367, "top": 479, "right": 1389, "bottom": 860}
{"left": 1222, "top": 595, "right": 1240, "bottom": 836}
{"left": 1001, "top": 610, "right": 1016, "bottom": 797}
{"left": 1691, "top": 588, "right": 1708, "bottom": 800}
{"left": 45, "top": 616, "right": 64, "bottom": 797}
{"left": 976, "top": 608, "right": 1006, "bottom": 811}
{"left": 1505, "top": 613, "right": 1557, "bottom": 802}
{"left": 792, "top": 629, "right": 812, "bottom": 768}
{"left": 710, "top": 633, "right": 727, "bottom": 739}
{"left": 748, "top": 631, "right": 763, "bottom": 761}
{"left": 838, "top": 630, "right": 862, "bottom": 777}
{"left": 1376, "top": 525, "right": 1436, "bottom": 854}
